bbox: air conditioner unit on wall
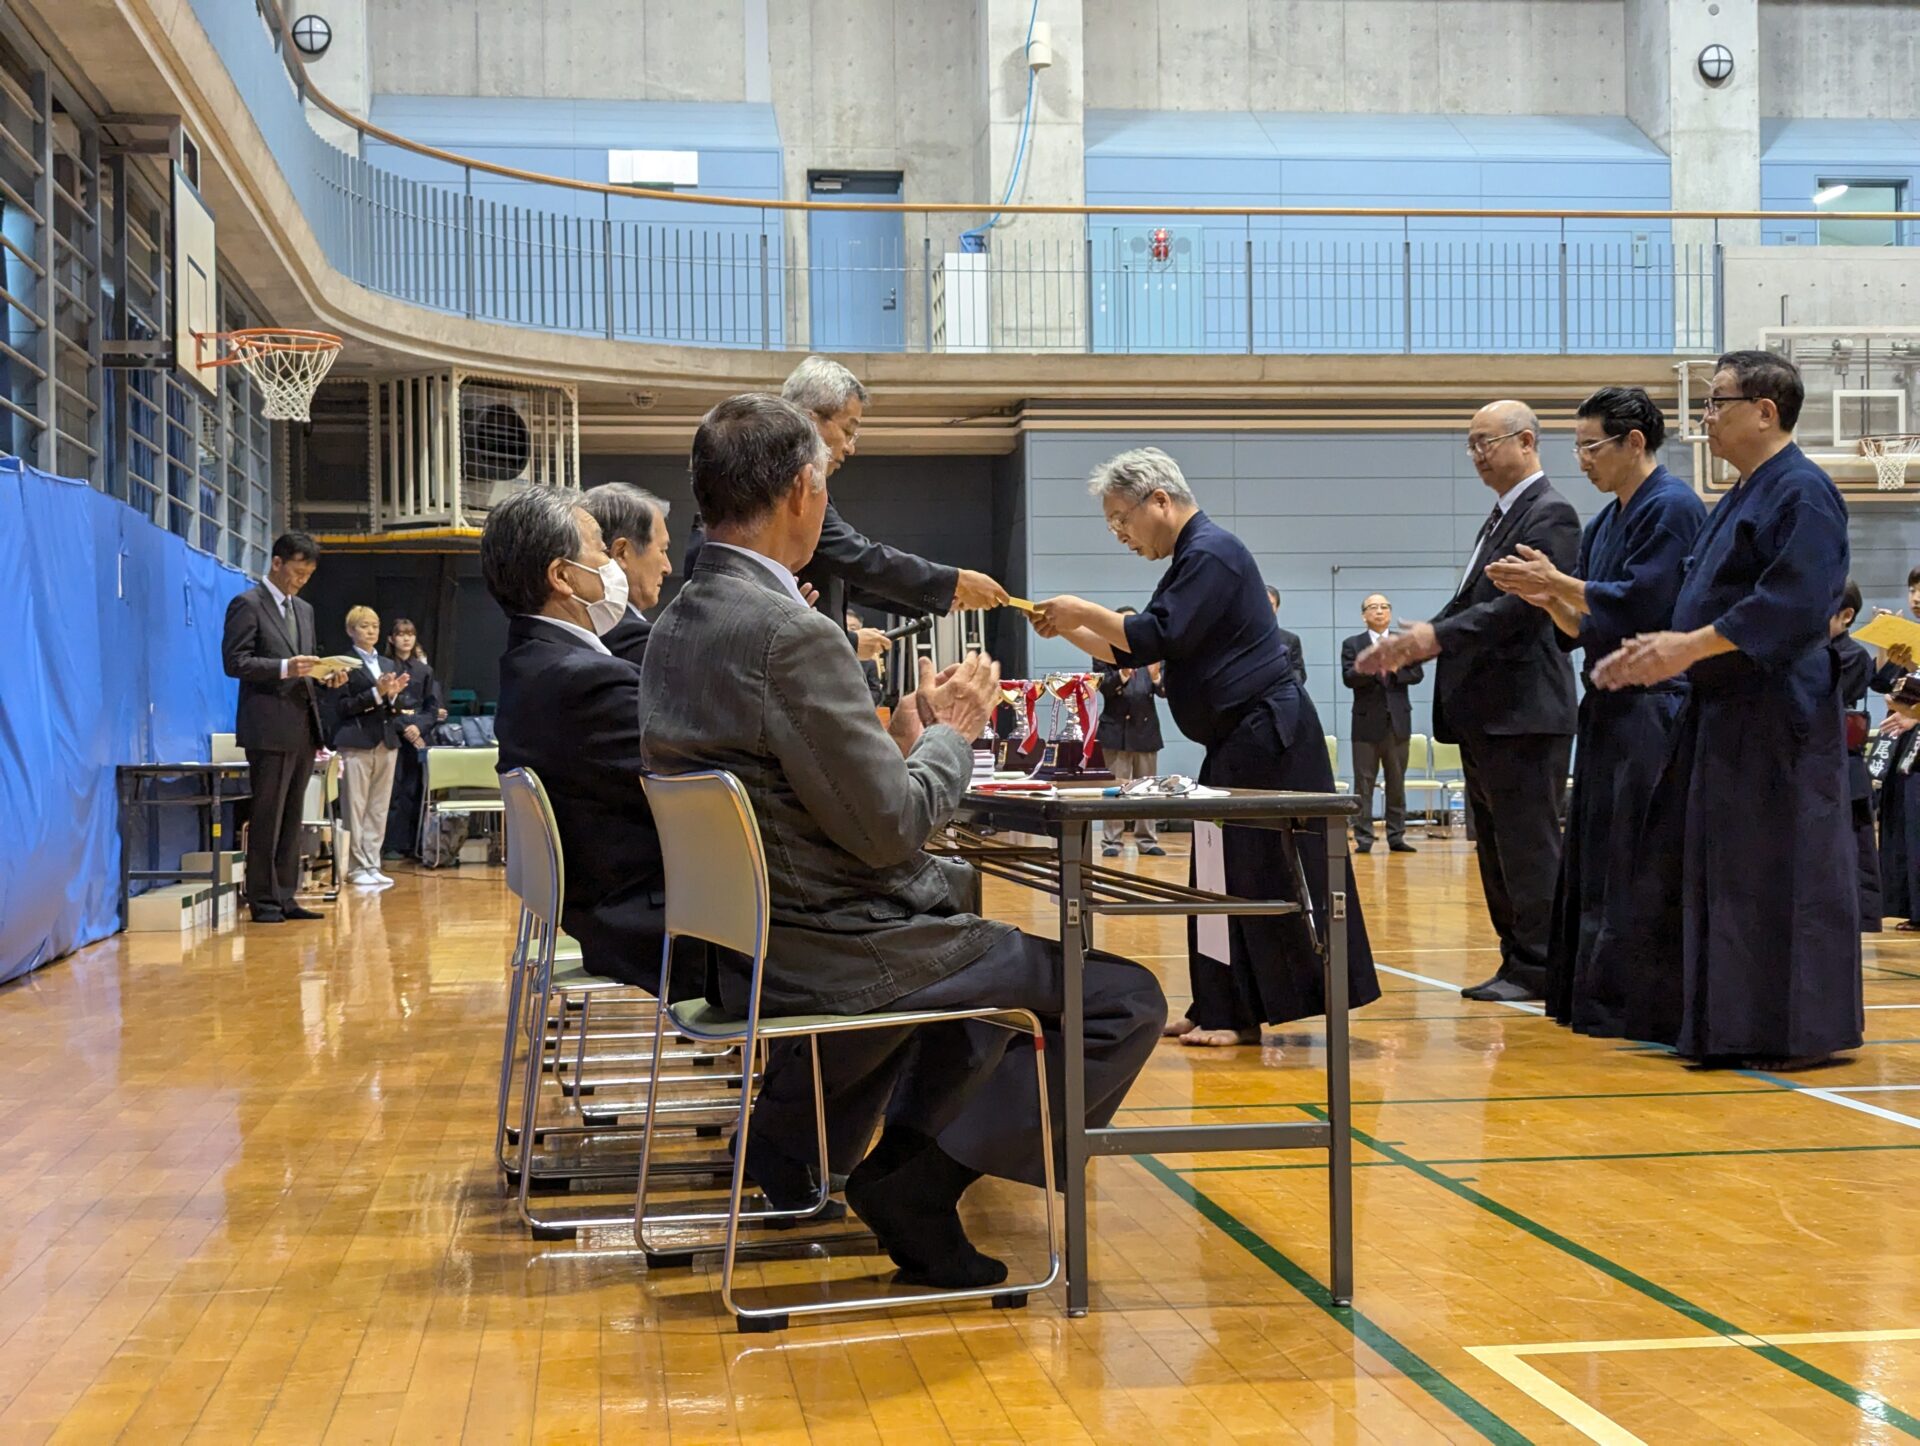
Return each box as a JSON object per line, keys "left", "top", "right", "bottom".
{"left": 370, "top": 371, "right": 580, "bottom": 530}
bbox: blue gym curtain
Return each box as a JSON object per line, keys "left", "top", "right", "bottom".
{"left": 0, "top": 456, "right": 248, "bottom": 982}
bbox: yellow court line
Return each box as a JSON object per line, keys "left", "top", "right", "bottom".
{"left": 1469, "top": 1330, "right": 1920, "bottom": 1446}
{"left": 1466, "top": 1347, "right": 1649, "bottom": 1446}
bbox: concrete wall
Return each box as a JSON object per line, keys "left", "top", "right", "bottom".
{"left": 1723, "top": 246, "right": 1920, "bottom": 343}
{"left": 1761, "top": 0, "right": 1920, "bottom": 118}
{"left": 365, "top": 0, "right": 747, "bottom": 100}
{"left": 1084, "top": 0, "right": 1627, "bottom": 115}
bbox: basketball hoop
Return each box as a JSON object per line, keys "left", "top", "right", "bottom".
{"left": 1860, "top": 434, "right": 1920, "bottom": 492}
{"left": 195, "top": 328, "right": 342, "bottom": 422}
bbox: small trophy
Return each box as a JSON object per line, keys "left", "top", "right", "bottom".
{"left": 1029, "top": 673, "right": 1116, "bottom": 782}
{"left": 998, "top": 680, "right": 1043, "bottom": 773}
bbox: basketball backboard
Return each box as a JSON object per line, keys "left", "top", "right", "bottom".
{"left": 172, "top": 162, "right": 218, "bottom": 397}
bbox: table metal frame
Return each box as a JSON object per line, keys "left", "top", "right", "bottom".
{"left": 948, "top": 786, "right": 1357, "bottom": 1317}
{"left": 115, "top": 763, "right": 252, "bottom": 930}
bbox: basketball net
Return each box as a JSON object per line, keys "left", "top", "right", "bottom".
{"left": 1860, "top": 435, "right": 1920, "bottom": 492}
{"left": 197, "top": 329, "right": 342, "bottom": 422}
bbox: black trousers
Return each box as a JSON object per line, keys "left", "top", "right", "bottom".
{"left": 244, "top": 748, "right": 313, "bottom": 914}
{"left": 1456, "top": 730, "right": 1571, "bottom": 993}
{"left": 750, "top": 929, "right": 1166, "bottom": 1189}
{"left": 385, "top": 742, "right": 425, "bottom": 855}
{"left": 1351, "top": 733, "right": 1410, "bottom": 846}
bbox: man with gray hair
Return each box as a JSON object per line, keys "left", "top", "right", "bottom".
{"left": 581, "top": 481, "right": 673, "bottom": 666}
{"left": 641, "top": 393, "right": 1164, "bottom": 1287}
{"left": 1357, "top": 400, "right": 1580, "bottom": 1003}
{"left": 686, "top": 356, "right": 1011, "bottom": 631}
{"left": 1034, "top": 447, "right": 1378, "bottom": 1047}
{"left": 486, "top": 485, "right": 697, "bottom": 995}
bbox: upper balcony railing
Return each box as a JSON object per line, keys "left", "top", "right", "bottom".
{"left": 207, "top": 0, "right": 1920, "bottom": 360}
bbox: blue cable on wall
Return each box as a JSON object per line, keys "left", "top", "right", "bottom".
{"left": 961, "top": 0, "right": 1042, "bottom": 252}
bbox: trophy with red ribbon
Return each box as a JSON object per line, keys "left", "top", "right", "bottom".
{"left": 1025, "top": 672, "right": 1115, "bottom": 782}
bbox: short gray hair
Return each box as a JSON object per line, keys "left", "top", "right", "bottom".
{"left": 581, "top": 481, "right": 669, "bottom": 551}
{"left": 782, "top": 355, "right": 868, "bottom": 416}
{"left": 690, "top": 393, "right": 829, "bottom": 529}
{"left": 1087, "top": 447, "right": 1195, "bottom": 505}
{"left": 480, "top": 485, "right": 586, "bottom": 616}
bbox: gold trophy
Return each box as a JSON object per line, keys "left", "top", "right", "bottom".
{"left": 1029, "top": 672, "right": 1116, "bottom": 782}
{"left": 996, "top": 679, "right": 1041, "bottom": 773}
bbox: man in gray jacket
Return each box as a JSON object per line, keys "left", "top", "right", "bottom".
{"left": 639, "top": 394, "right": 1165, "bottom": 1289}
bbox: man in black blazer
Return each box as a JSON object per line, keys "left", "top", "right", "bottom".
{"left": 1341, "top": 594, "right": 1423, "bottom": 854}
{"left": 222, "top": 531, "right": 334, "bottom": 923}
{"left": 1266, "top": 585, "right": 1309, "bottom": 687}
{"left": 1357, "top": 401, "right": 1579, "bottom": 1001}
{"left": 1094, "top": 607, "right": 1166, "bottom": 857}
{"left": 486, "top": 485, "right": 694, "bottom": 994}
{"left": 582, "top": 481, "right": 674, "bottom": 667}
{"left": 686, "top": 357, "right": 1012, "bottom": 631}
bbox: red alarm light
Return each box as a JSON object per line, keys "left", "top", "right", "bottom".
{"left": 1150, "top": 227, "right": 1171, "bottom": 262}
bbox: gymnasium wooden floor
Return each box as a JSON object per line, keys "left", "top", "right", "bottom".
{"left": 5, "top": 833, "right": 1919, "bottom": 1444}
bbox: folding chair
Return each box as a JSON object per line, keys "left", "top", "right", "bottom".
{"left": 1401, "top": 734, "right": 1446, "bottom": 832}
{"left": 636, "top": 769, "right": 1060, "bottom": 1332}
{"left": 496, "top": 768, "right": 740, "bottom": 1239}
{"left": 1431, "top": 739, "right": 1467, "bottom": 831}
{"left": 420, "top": 745, "right": 505, "bottom": 859}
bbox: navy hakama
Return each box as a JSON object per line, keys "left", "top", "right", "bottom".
{"left": 1872, "top": 660, "right": 1920, "bottom": 927}
{"left": 1116, "top": 512, "right": 1379, "bottom": 1030}
{"left": 1617, "top": 444, "right": 1862, "bottom": 1060}
{"left": 1545, "top": 466, "right": 1704, "bottom": 1036}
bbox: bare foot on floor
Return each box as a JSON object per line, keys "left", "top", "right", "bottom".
{"left": 1178, "top": 1027, "right": 1262, "bottom": 1048}
{"left": 1162, "top": 1015, "right": 1196, "bottom": 1038}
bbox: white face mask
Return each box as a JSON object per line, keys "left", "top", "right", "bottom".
{"left": 567, "top": 558, "right": 629, "bottom": 636}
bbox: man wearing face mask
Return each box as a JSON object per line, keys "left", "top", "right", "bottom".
{"left": 488, "top": 485, "right": 695, "bottom": 995}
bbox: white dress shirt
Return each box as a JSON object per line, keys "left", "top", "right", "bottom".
{"left": 527, "top": 613, "right": 611, "bottom": 655}
{"left": 1462, "top": 470, "right": 1545, "bottom": 583}
{"left": 707, "top": 541, "right": 811, "bottom": 608}
{"left": 262, "top": 576, "right": 295, "bottom": 679}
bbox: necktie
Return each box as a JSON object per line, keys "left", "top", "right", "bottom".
{"left": 1461, "top": 504, "right": 1504, "bottom": 589}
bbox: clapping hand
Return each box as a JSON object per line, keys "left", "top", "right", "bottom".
{"left": 1591, "top": 631, "right": 1697, "bottom": 689}
{"left": 1484, "top": 545, "right": 1564, "bottom": 605}
{"left": 1354, "top": 621, "right": 1439, "bottom": 676}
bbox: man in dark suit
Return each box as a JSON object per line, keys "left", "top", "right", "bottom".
{"left": 581, "top": 482, "right": 674, "bottom": 667}
{"left": 1341, "top": 593, "right": 1423, "bottom": 855}
{"left": 222, "top": 531, "right": 334, "bottom": 924}
{"left": 1265, "top": 585, "right": 1309, "bottom": 688}
{"left": 487, "top": 485, "right": 693, "bottom": 995}
{"left": 1357, "top": 401, "right": 1580, "bottom": 1001}
{"left": 1094, "top": 608, "right": 1166, "bottom": 857}
{"left": 640, "top": 393, "right": 1164, "bottom": 1286}
{"left": 685, "top": 357, "right": 1012, "bottom": 633}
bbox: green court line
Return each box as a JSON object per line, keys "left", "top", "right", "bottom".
{"left": 1118, "top": 1086, "right": 1781, "bottom": 1115}
{"left": 1866, "top": 964, "right": 1920, "bottom": 981}
{"left": 1136, "top": 1155, "right": 1531, "bottom": 1445}
{"left": 1178, "top": 1140, "right": 1920, "bottom": 1173}
{"left": 1299, "top": 1105, "right": 1920, "bottom": 1439}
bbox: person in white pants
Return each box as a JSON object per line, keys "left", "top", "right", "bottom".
{"left": 329, "top": 605, "right": 408, "bottom": 888}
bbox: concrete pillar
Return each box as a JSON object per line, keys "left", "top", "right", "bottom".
{"left": 1627, "top": 0, "right": 1761, "bottom": 248}
{"left": 974, "top": 0, "right": 1083, "bottom": 350}
{"left": 298, "top": 0, "right": 369, "bottom": 157}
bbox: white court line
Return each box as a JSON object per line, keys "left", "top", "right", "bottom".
{"left": 1469, "top": 1329, "right": 1920, "bottom": 1446}
{"left": 1867, "top": 1004, "right": 1920, "bottom": 1010}
{"left": 1823, "top": 1084, "right": 1920, "bottom": 1094}
{"left": 1373, "top": 963, "right": 1545, "bottom": 1015}
{"left": 1767, "top": 1081, "right": 1920, "bottom": 1131}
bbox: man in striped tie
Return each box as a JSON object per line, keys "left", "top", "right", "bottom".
{"left": 1356, "top": 401, "right": 1581, "bottom": 1002}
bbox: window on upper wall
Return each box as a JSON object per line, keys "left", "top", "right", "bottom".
{"left": 1813, "top": 180, "right": 1904, "bottom": 246}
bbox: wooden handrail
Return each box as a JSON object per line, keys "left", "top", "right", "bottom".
{"left": 258, "top": 0, "right": 1920, "bottom": 225}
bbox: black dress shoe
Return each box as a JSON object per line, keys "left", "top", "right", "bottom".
{"left": 844, "top": 1131, "right": 1007, "bottom": 1289}
{"left": 282, "top": 904, "right": 325, "bottom": 921}
{"left": 1462, "top": 976, "right": 1544, "bottom": 1003}
{"left": 1389, "top": 841, "right": 1418, "bottom": 854}
{"left": 249, "top": 910, "right": 287, "bottom": 925}
{"left": 1353, "top": 843, "right": 1372, "bottom": 855}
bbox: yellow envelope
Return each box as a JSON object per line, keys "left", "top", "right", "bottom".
{"left": 1002, "top": 597, "right": 1039, "bottom": 613}
{"left": 1852, "top": 613, "right": 1920, "bottom": 652}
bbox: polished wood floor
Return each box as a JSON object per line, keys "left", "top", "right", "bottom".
{"left": 7, "top": 831, "right": 1920, "bottom": 1444}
